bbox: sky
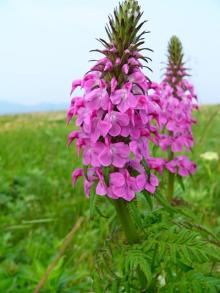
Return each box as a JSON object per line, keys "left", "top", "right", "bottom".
{"left": 0, "top": 0, "right": 219, "bottom": 105}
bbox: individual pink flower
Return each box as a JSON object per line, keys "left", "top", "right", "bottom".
{"left": 110, "top": 82, "right": 137, "bottom": 113}
{"left": 109, "top": 170, "right": 139, "bottom": 201}
{"left": 129, "top": 137, "right": 149, "bottom": 161}
{"left": 166, "top": 156, "right": 196, "bottom": 176}
{"left": 136, "top": 173, "right": 159, "bottom": 193}
{"left": 66, "top": 96, "right": 84, "bottom": 124}
{"left": 147, "top": 158, "right": 165, "bottom": 174}
{"left": 99, "top": 141, "right": 130, "bottom": 168}
{"left": 128, "top": 70, "right": 149, "bottom": 91}
{"left": 82, "top": 72, "right": 101, "bottom": 93}
{"left": 87, "top": 116, "right": 112, "bottom": 143}
{"left": 75, "top": 107, "right": 94, "bottom": 130}
{"left": 104, "top": 111, "right": 129, "bottom": 136}
{"left": 83, "top": 142, "right": 105, "bottom": 167}
{"left": 96, "top": 168, "right": 107, "bottom": 196}
{"left": 72, "top": 168, "right": 83, "bottom": 186}
{"left": 85, "top": 80, "right": 109, "bottom": 111}
{"left": 68, "top": 131, "right": 79, "bottom": 146}
{"left": 70, "top": 79, "right": 81, "bottom": 95}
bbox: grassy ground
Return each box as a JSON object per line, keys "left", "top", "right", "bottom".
{"left": 0, "top": 105, "right": 219, "bottom": 292}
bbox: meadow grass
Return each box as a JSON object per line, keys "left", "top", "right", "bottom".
{"left": 0, "top": 106, "right": 219, "bottom": 292}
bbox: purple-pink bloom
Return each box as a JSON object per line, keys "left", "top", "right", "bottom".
{"left": 104, "top": 111, "right": 129, "bottom": 136}
{"left": 110, "top": 82, "right": 137, "bottom": 113}
{"left": 70, "top": 79, "right": 81, "bottom": 95}
{"left": 67, "top": 39, "right": 197, "bottom": 202}
{"left": 85, "top": 80, "right": 109, "bottom": 111}
{"left": 83, "top": 142, "right": 104, "bottom": 167}
{"left": 68, "top": 131, "right": 79, "bottom": 146}
{"left": 136, "top": 173, "right": 159, "bottom": 194}
{"left": 109, "top": 170, "right": 139, "bottom": 201}
{"left": 128, "top": 70, "right": 149, "bottom": 91}
{"left": 122, "top": 64, "right": 129, "bottom": 74}
{"left": 166, "top": 156, "right": 197, "bottom": 176}
{"left": 147, "top": 158, "right": 165, "bottom": 174}
{"left": 129, "top": 137, "right": 149, "bottom": 161}
{"left": 99, "top": 141, "right": 130, "bottom": 168}
{"left": 72, "top": 168, "right": 83, "bottom": 186}
{"left": 82, "top": 72, "right": 101, "bottom": 93}
{"left": 96, "top": 169, "right": 107, "bottom": 196}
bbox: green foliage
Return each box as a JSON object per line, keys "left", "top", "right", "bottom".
{"left": 0, "top": 107, "right": 219, "bottom": 292}
{"left": 93, "top": 198, "right": 220, "bottom": 292}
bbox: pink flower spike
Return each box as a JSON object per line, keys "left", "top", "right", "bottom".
{"left": 67, "top": 31, "right": 198, "bottom": 202}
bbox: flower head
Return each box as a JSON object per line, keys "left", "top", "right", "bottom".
{"left": 67, "top": 8, "right": 197, "bottom": 202}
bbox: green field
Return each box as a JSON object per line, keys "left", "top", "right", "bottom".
{"left": 0, "top": 106, "right": 219, "bottom": 292}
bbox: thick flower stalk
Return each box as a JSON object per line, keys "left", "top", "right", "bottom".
{"left": 159, "top": 36, "right": 198, "bottom": 200}
{"left": 68, "top": 0, "right": 162, "bottom": 204}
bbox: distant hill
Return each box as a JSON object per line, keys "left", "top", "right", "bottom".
{"left": 0, "top": 101, "right": 67, "bottom": 115}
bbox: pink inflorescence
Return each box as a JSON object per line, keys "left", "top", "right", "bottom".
{"left": 67, "top": 46, "right": 197, "bottom": 201}
{"left": 158, "top": 64, "right": 198, "bottom": 176}
{"left": 67, "top": 44, "right": 165, "bottom": 201}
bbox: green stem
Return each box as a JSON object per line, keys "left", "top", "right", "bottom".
{"left": 112, "top": 199, "right": 147, "bottom": 291}
{"left": 113, "top": 199, "right": 139, "bottom": 244}
{"left": 167, "top": 149, "right": 175, "bottom": 201}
